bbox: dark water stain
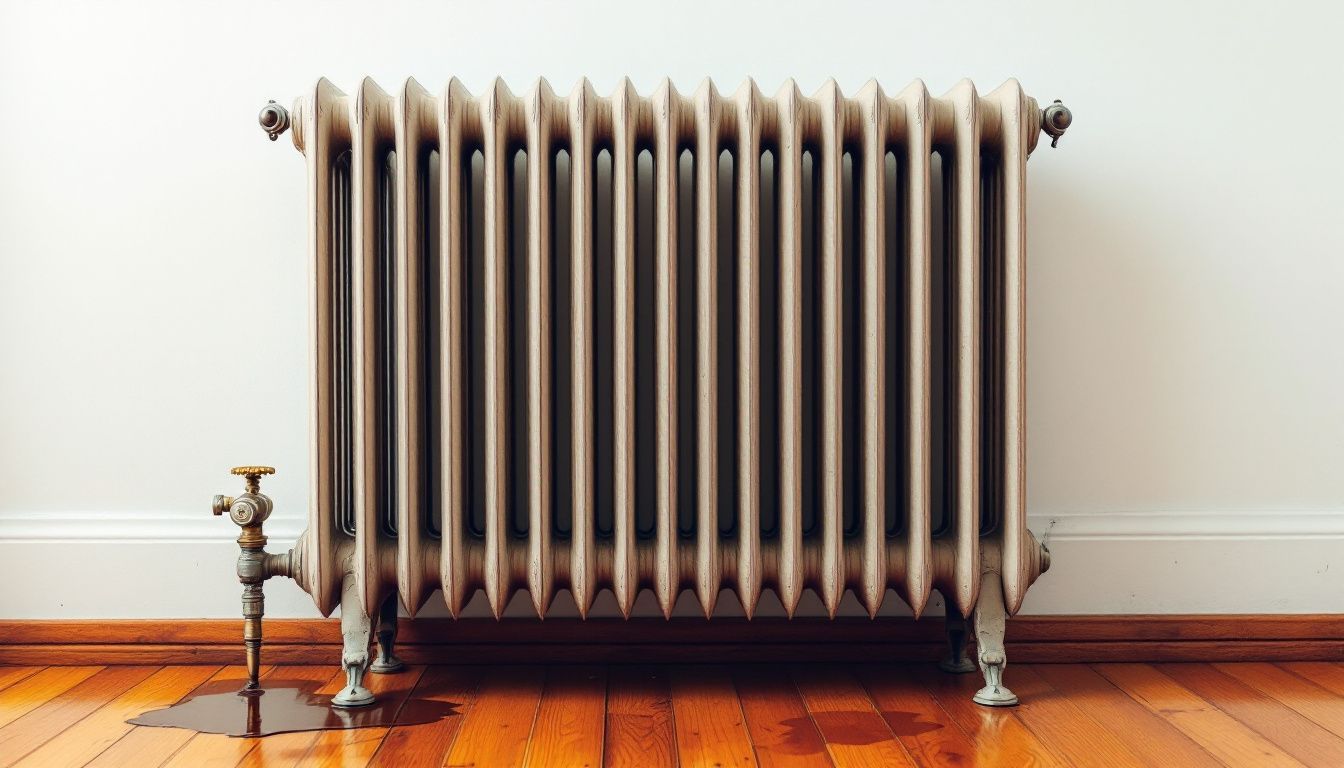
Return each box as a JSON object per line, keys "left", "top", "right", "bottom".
{"left": 127, "top": 679, "right": 459, "bottom": 738}
{"left": 768, "top": 716, "right": 831, "bottom": 756}
{"left": 880, "top": 710, "right": 944, "bottom": 738}
{"left": 776, "top": 710, "right": 943, "bottom": 753}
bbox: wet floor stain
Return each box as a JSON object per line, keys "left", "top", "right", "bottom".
{"left": 775, "top": 710, "right": 943, "bottom": 753}
{"left": 880, "top": 710, "right": 945, "bottom": 737}
{"left": 127, "top": 678, "right": 459, "bottom": 738}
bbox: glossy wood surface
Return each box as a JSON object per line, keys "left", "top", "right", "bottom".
{"left": 1, "top": 662, "right": 1342, "bottom": 767}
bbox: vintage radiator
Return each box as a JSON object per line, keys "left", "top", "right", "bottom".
{"left": 214, "top": 76, "right": 1071, "bottom": 709}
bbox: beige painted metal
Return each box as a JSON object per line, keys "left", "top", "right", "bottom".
{"left": 525, "top": 79, "right": 556, "bottom": 617}
{"left": 652, "top": 79, "right": 684, "bottom": 618}
{"left": 693, "top": 80, "right": 722, "bottom": 618}
{"left": 393, "top": 77, "right": 431, "bottom": 616}
{"left": 568, "top": 79, "right": 598, "bottom": 618}
{"left": 438, "top": 78, "right": 472, "bottom": 618}
{"left": 775, "top": 81, "right": 805, "bottom": 618}
{"left": 282, "top": 76, "right": 1060, "bottom": 627}
{"left": 899, "top": 80, "right": 934, "bottom": 619}
{"left": 350, "top": 79, "right": 392, "bottom": 621}
{"left": 858, "top": 80, "right": 888, "bottom": 619}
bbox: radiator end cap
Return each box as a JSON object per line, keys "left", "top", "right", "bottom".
{"left": 1041, "top": 99, "right": 1072, "bottom": 148}
{"left": 258, "top": 101, "right": 291, "bottom": 142}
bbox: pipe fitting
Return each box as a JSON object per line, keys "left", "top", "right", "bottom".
{"left": 211, "top": 495, "right": 233, "bottom": 516}
{"left": 258, "top": 101, "right": 291, "bottom": 141}
{"left": 1041, "top": 100, "right": 1072, "bottom": 148}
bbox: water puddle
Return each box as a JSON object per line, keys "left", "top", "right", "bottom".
{"left": 128, "top": 678, "right": 459, "bottom": 738}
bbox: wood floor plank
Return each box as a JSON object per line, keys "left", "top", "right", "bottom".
{"left": 791, "top": 665, "right": 915, "bottom": 768}
{"left": 734, "top": 666, "right": 832, "bottom": 768}
{"left": 3, "top": 661, "right": 1337, "bottom": 768}
{"left": 1008, "top": 666, "right": 1149, "bottom": 767}
{"left": 907, "top": 665, "right": 1063, "bottom": 767}
{"left": 13, "top": 665, "right": 217, "bottom": 768}
{"left": 668, "top": 665, "right": 757, "bottom": 768}
{"left": 0, "top": 666, "right": 103, "bottom": 729}
{"left": 0, "top": 666, "right": 157, "bottom": 767}
{"left": 368, "top": 665, "right": 480, "bottom": 768}
{"left": 153, "top": 664, "right": 314, "bottom": 768}
{"left": 0, "top": 668, "right": 42, "bottom": 694}
{"left": 443, "top": 665, "right": 545, "bottom": 768}
{"left": 1278, "top": 662, "right": 1344, "bottom": 697}
{"left": 1214, "top": 662, "right": 1344, "bottom": 739}
{"left": 1031, "top": 664, "right": 1220, "bottom": 768}
{"left": 300, "top": 665, "right": 426, "bottom": 767}
{"left": 231, "top": 667, "right": 349, "bottom": 768}
{"left": 859, "top": 665, "right": 976, "bottom": 768}
{"left": 603, "top": 665, "right": 676, "bottom": 768}
{"left": 523, "top": 666, "right": 606, "bottom": 768}
{"left": 84, "top": 665, "right": 260, "bottom": 768}
{"left": 1162, "top": 663, "right": 1344, "bottom": 768}
{"left": 1095, "top": 663, "right": 1303, "bottom": 768}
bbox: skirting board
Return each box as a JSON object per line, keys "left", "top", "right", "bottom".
{"left": 0, "top": 616, "right": 1339, "bottom": 665}
{"left": 2, "top": 510, "right": 1342, "bottom": 617}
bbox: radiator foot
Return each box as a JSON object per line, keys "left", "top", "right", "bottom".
{"left": 332, "top": 664, "right": 375, "bottom": 708}
{"left": 332, "top": 566, "right": 376, "bottom": 708}
{"left": 369, "top": 595, "right": 405, "bottom": 674}
{"left": 938, "top": 608, "right": 977, "bottom": 674}
{"left": 972, "top": 574, "right": 1019, "bottom": 707}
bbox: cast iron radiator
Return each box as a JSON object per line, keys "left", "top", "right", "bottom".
{"left": 214, "top": 76, "right": 1072, "bottom": 708}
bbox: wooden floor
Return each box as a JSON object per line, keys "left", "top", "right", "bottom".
{"left": 0, "top": 662, "right": 1342, "bottom": 767}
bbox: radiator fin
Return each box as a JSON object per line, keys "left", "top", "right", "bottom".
{"left": 611, "top": 79, "right": 639, "bottom": 617}
{"left": 899, "top": 80, "right": 935, "bottom": 617}
{"left": 393, "top": 77, "right": 431, "bottom": 615}
{"left": 857, "top": 80, "right": 889, "bottom": 618}
{"left": 774, "top": 81, "right": 805, "bottom": 617}
{"left": 693, "top": 80, "right": 723, "bottom": 617}
{"left": 734, "top": 80, "right": 764, "bottom": 618}
{"left": 568, "top": 79, "right": 599, "bottom": 617}
{"left": 948, "top": 79, "right": 983, "bottom": 619}
{"left": 816, "top": 80, "right": 845, "bottom": 618}
{"left": 351, "top": 77, "right": 394, "bottom": 619}
{"left": 993, "top": 79, "right": 1030, "bottom": 614}
{"left": 301, "top": 78, "right": 347, "bottom": 615}
{"left": 525, "top": 79, "right": 556, "bottom": 616}
{"left": 437, "top": 78, "right": 472, "bottom": 617}
{"left": 652, "top": 79, "right": 684, "bottom": 618}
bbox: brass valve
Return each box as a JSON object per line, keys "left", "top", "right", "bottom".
{"left": 212, "top": 464, "right": 283, "bottom": 695}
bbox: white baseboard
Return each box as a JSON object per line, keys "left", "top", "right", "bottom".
{"left": 1, "top": 510, "right": 1340, "bottom": 618}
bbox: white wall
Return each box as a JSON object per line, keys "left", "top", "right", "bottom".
{"left": 2, "top": 0, "right": 1341, "bottom": 618}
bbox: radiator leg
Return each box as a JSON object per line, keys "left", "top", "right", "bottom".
{"left": 332, "top": 570, "right": 375, "bottom": 708}
{"left": 369, "top": 595, "right": 405, "bottom": 674}
{"left": 938, "top": 606, "right": 977, "bottom": 674}
{"left": 971, "top": 576, "right": 1018, "bottom": 706}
